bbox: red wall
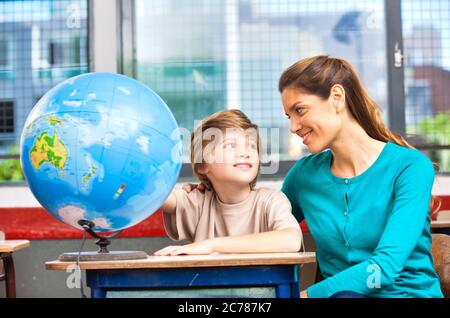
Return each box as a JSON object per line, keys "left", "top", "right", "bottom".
{"left": 1, "top": 196, "right": 448, "bottom": 240}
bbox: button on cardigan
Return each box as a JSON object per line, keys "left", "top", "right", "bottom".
{"left": 282, "top": 142, "right": 443, "bottom": 298}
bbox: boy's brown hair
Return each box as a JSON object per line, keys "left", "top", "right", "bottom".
{"left": 190, "top": 109, "right": 260, "bottom": 191}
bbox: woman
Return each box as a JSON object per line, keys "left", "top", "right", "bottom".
{"left": 280, "top": 55, "right": 443, "bottom": 298}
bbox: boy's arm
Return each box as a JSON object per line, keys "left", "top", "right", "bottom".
{"left": 210, "top": 227, "right": 302, "bottom": 253}
{"left": 161, "top": 189, "right": 204, "bottom": 242}
{"left": 154, "top": 227, "right": 302, "bottom": 255}
{"left": 161, "top": 191, "right": 177, "bottom": 239}
{"left": 161, "top": 191, "right": 177, "bottom": 214}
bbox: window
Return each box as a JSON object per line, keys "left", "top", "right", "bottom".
{"left": 0, "top": 37, "right": 11, "bottom": 68}
{"left": 127, "top": 0, "right": 387, "bottom": 176}
{"left": 48, "top": 35, "right": 83, "bottom": 67}
{"left": 0, "top": 101, "right": 14, "bottom": 133}
{"left": 0, "top": 35, "right": 14, "bottom": 80}
{"left": 402, "top": 0, "right": 450, "bottom": 172}
{"left": 0, "top": 0, "right": 89, "bottom": 182}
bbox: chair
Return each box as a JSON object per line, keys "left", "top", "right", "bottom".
{"left": 431, "top": 234, "right": 450, "bottom": 297}
{"left": 0, "top": 230, "right": 16, "bottom": 298}
{"left": 0, "top": 258, "right": 4, "bottom": 282}
{"left": 313, "top": 234, "right": 450, "bottom": 297}
{"left": 0, "top": 231, "right": 5, "bottom": 292}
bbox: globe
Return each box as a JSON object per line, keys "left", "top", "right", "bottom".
{"left": 20, "top": 72, "right": 182, "bottom": 233}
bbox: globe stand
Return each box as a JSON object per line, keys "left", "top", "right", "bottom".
{"left": 58, "top": 219, "right": 148, "bottom": 262}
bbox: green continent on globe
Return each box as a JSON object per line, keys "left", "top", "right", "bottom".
{"left": 30, "top": 130, "right": 68, "bottom": 170}
{"left": 82, "top": 166, "right": 97, "bottom": 184}
{"left": 46, "top": 115, "right": 62, "bottom": 126}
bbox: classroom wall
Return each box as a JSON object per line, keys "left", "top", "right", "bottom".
{"left": 1, "top": 176, "right": 450, "bottom": 208}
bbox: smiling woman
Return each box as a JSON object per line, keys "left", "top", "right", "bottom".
{"left": 279, "top": 55, "right": 444, "bottom": 298}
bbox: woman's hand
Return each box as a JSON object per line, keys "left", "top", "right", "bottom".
{"left": 300, "top": 290, "right": 308, "bottom": 298}
{"left": 154, "top": 240, "right": 214, "bottom": 256}
{"left": 182, "top": 183, "right": 206, "bottom": 193}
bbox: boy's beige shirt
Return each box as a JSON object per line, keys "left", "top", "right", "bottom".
{"left": 163, "top": 187, "right": 301, "bottom": 242}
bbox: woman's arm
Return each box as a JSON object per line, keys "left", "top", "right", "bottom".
{"left": 154, "top": 227, "right": 302, "bottom": 255}
{"left": 306, "top": 156, "right": 435, "bottom": 298}
{"left": 281, "top": 163, "right": 305, "bottom": 222}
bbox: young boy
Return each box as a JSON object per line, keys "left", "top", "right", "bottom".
{"left": 155, "top": 109, "right": 302, "bottom": 256}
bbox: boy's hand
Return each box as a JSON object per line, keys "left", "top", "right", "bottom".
{"left": 154, "top": 240, "right": 214, "bottom": 256}
{"left": 182, "top": 183, "right": 206, "bottom": 193}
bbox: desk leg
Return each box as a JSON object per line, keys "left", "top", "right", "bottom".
{"left": 90, "top": 287, "right": 107, "bottom": 298}
{"left": 291, "top": 264, "right": 300, "bottom": 298}
{"left": 291, "top": 282, "right": 300, "bottom": 298}
{"left": 275, "top": 284, "right": 291, "bottom": 298}
{"left": 87, "top": 270, "right": 107, "bottom": 298}
{"left": 3, "top": 254, "right": 16, "bottom": 298}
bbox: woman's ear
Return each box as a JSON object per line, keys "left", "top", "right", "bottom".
{"left": 330, "top": 84, "right": 346, "bottom": 113}
{"left": 197, "top": 163, "right": 210, "bottom": 175}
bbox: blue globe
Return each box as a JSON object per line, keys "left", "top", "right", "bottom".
{"left": 20, "top": 72, "right": 182, "bottom": 232}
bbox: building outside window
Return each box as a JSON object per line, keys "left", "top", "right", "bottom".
{"left": 0, "top": 0, "right": 89, "bottom": 182}
{"left": 402, "top": 0, "right": 450, "bottom": 173}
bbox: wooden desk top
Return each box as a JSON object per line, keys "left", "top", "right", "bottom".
{"left": 0, "top": 240, "right": 30, "bottom": 253}
{"left": 431, "top": 220, "right": 450, "bottom": 228}
{"left": 46, "top": 252, "right": 316, "bottom": 271}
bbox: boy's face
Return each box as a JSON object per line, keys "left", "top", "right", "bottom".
{"left": 201, "top": 128, "right": 259, "bottom": 188}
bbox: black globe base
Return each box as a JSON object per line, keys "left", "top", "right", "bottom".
{"left": 58, "top": 219, "right": 148, "bottom": 262}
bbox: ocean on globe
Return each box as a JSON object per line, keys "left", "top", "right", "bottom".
{"left": 20, "top": 72, "right": 182, "bottom": 232}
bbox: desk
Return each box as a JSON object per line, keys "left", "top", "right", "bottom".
{"left": 0, "top": 240, "right": 30, "bottom": 298}
{"left": 431, "top": 220, "right": 450, "bottom": 235}
{"left": 46, "top": 252, "right": 316, "bottom": 298}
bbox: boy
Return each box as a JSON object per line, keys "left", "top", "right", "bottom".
{"left": 155, "top": 109, "right": 302, "bottom": 255}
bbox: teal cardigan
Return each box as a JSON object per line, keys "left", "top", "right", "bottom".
{"left": 282, "top": 142, "right": 443, "bottom": 298}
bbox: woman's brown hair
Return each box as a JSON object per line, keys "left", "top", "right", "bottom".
{"left": 279, "top": 55, "right": 440, "bottom": 213}
{"left": 190, "top": 109, "right": 260, "bottom": 191}
{"left": 279, "top": 55, "right": 412, "bottom": 148}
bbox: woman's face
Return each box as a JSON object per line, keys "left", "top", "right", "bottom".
{"left": 281, "top": 86, "right": 343, "bottom": 154}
